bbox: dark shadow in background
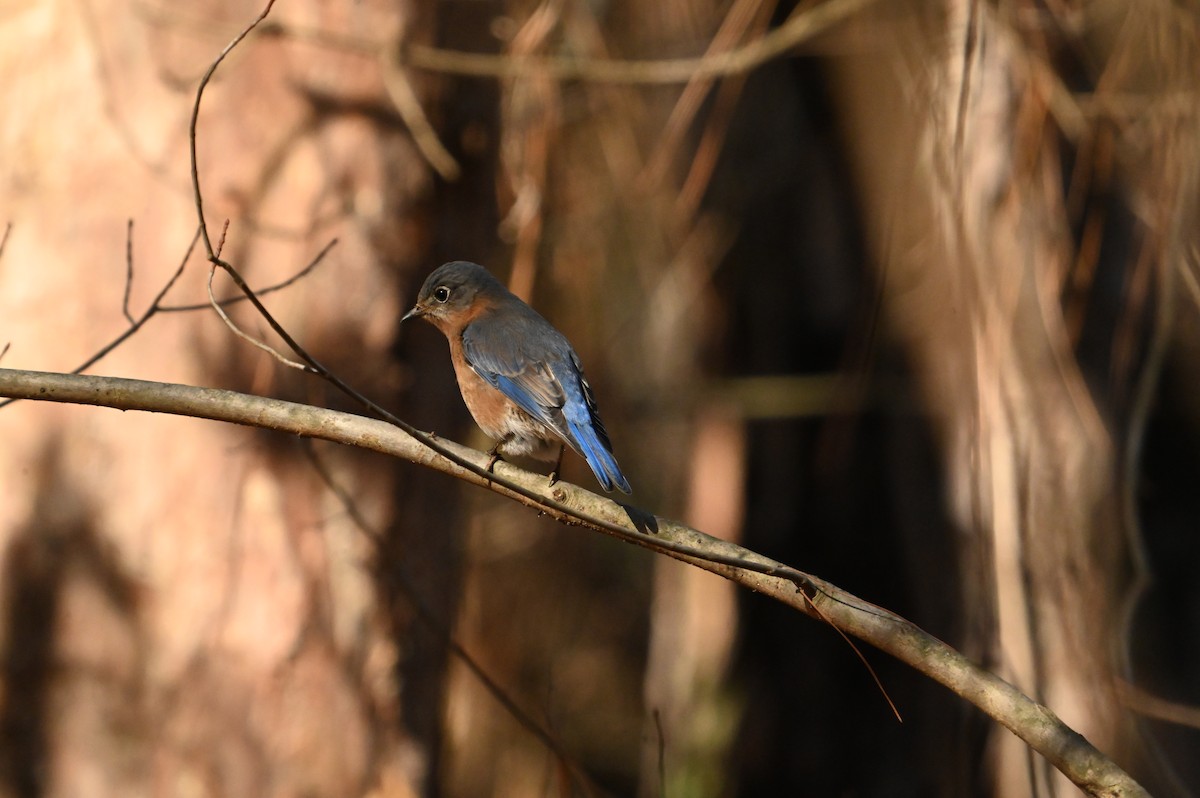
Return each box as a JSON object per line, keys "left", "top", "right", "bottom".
{"left": 0, "top": 438, "right": 143, "bottom": 798}
{"left": 707, "top": 20, "right": 1198, "bottom": 795}
{"left": 705, "top": 48, "right": 988, "bottom": 796}
{"left": 387, "top": 3, "right": 508, "bottom": 795}
{"left": 1131, "top": 370, "right": 1200, "bottom": 794}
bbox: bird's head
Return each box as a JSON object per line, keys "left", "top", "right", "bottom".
{"left": 402, "top": 261, "right": 504, "bottom": 333}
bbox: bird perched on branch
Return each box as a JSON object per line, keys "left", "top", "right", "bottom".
{"left": 403, "top": 261, "right": 632, "bottom": 494}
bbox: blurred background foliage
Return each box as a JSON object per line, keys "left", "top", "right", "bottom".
{"left": 0, "top": 0, "right": 1198, "bottom": 796}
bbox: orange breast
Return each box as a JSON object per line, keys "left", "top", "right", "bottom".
{"left": 448, "top": 332, "right": 512, "bottom": 440}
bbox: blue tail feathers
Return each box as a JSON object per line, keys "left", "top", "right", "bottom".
{"left": 565, "top": 416, "right": 632, "bottom": 494}
{"left": 559, "top": 371, "right": 631, "bottom": 494}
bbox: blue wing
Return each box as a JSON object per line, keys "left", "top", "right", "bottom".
{"left": 462, "top": 310, "right": 632, "bottom": 494}
{"left": 554, "top": 353, "right": 632, "bottom": 494}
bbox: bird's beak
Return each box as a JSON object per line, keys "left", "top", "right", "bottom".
{"left": 401, "top": 304, "right": 424, "bottom": 322}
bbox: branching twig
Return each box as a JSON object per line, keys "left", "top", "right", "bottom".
{"left": 159, "top": 238, "right": 337, "bottom": 312}
{"left": 189, "top": 0, "right": 278, "bottom": 262}
{"left": 0, "top": 227, "right": 197, "bottom": 410}
{"left": 206, "top": 262, "right": 309, "bottom": 371}
{"left": 0, "top": 223, "right": 328, "bottom": 411}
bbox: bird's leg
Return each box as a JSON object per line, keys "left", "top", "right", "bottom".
{"left": 548, "top": 444, "right": 565, "bottom": 487}
{"left": 485, "top": 435, "right": 513, "bottom": 473}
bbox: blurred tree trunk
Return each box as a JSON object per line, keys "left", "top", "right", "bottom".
{"left": 829, "top": 0, "right": 1199, "bottom": 793}
{"left": 0, "top": 2, "right": 454, "bottom": 795}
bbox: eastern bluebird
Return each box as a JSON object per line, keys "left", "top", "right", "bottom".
{"left": 403, "top": 261, "right": 632, "bottom": 494}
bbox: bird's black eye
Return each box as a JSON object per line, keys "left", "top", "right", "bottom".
{"left": 433, "top": 286, "right": 451, "bottom": 303}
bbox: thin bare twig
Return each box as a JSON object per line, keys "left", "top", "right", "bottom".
{"left": 0, "top": 226, "right": 199, "bottom": 410}
{"left": 206, "top": 263, "right": 308, "bottom": 371}
{"left": 0, "top": 223, "right": 10, "bottom": 361}
{"left": 0, "top": 223, "right": 330, "bottom": 406}
{"left": 159, "top": 236, "right": 338, "bottom": 312}
{"left": 189, "top": 0, "right": 278, "bottom": 261}
{"left": 653, "top": 709, "right": 665, "bottom": 796}
{"left": 159, "top": 238, "right": 338, "bottom": 312}
{"left": 122, "top": 219, "right": 136, "bottom": 325}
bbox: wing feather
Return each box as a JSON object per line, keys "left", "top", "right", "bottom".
{"left": 462, "top": 310, "right": 571, "bottom": 439}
